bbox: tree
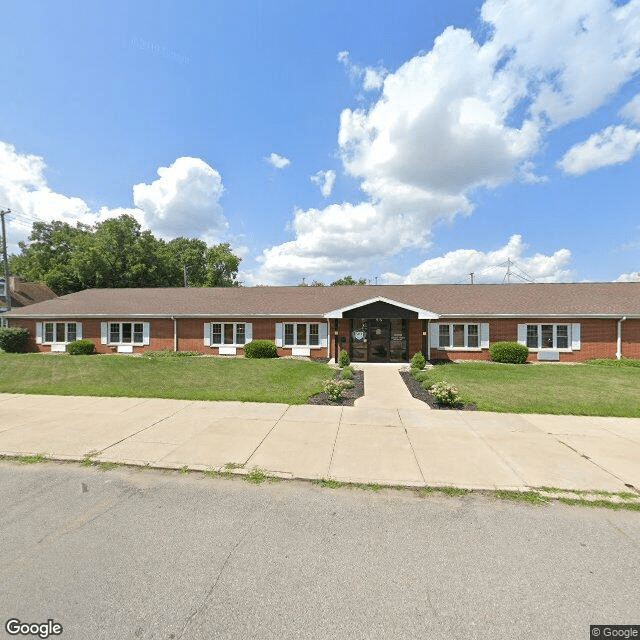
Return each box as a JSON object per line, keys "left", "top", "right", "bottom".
{"left": 9, "top": 216, "right": 242, "bottom": 294}
{"left": 330, "top": 275, "right": 367, "bottom": 286}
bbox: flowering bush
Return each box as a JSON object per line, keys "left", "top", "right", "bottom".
{"left": 324, "top": 379, "right": 353, "bottom": 402}
{"left": 430, "top": 381, "right": 460, "bottom": 406}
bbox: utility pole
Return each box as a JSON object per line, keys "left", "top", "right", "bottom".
{"left": 0, "top": 209, "right": 11, "bottom": 311}
{"left": 183, "top": 264, "right": 191, "bottom": 287}
{"left": 469, "top": 272, "right": 474, "bottom": 284}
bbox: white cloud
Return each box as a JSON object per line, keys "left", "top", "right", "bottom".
{"left": 265, "top": 152, "right": 291, "bottom": 169}
{"left": 132, "top": 157, "right": 227, "bottom": 242}
{"left": 310, "top": 170, "right": 336, "bottom": 197}
{"left": 337, "top": 50, "right": 387, "bottom": 91}
{"left": 384, "top": 235, "right": 574, "bottom": 284}
{"left": 616, "top": 271, "right": 640, "bottom": 282}
{"left": 558, "top": 125, "right": 640, "bottom": 175}
{"left": 256, "top": 0, "right": 640, "bottom": 284}
{"left": 0, "top": 142, "right": 229, "bottom": 251}
{"left": 620, "top": 93, "right": 640, "bottom": 124}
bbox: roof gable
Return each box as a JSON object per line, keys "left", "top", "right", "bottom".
{"left": 324, "top": 296, "right": 438, "bottom": 319}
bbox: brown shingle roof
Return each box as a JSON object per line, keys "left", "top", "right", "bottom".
{"left": 4, "top": 282, "right": 640, "bottom": 319}
{"left": 3, "top": 277, "right": 57, "bottom": 308}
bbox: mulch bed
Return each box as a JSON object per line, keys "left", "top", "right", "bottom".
{"left": 399, "top": 370, "right": 477, "bottom": 411}
{"left": 308, "top": 369, "right": 365, "bottom": 406}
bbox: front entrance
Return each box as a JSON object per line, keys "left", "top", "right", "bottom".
{"left": 350, "top": 318, "right": 408, "bottom": 362}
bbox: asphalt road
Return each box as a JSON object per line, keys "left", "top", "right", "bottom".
{"left": 0, "top": 462, "right": 638, "bottom": 640}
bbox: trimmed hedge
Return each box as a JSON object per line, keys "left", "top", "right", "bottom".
{"left": 338, "top": 349, "right": 350, "bottom": 368}
{"left": 0, "top": 327, "right": 29, "bottom": 353}
{"left": 67, "top": 339, "right": 95, "bottom": 355}
{"left": 490, "top": 341, "right": 529, "bottom": 364}
{"left": 243, "top": 340, "right": 279, "bottom": 359}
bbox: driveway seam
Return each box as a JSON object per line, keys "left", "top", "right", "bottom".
{"left": 326, "top": 406, "right": 344, "bottom": 479}
{"left": 397, "top": 408, "right": 426, "bottom": 485}
{"left": 242, "top": 405, "right": 290, "bottom": 468}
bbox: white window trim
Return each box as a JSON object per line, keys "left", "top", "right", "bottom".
{"left": 207, "top": 322, "right": 251, "bottom": 347}
{"left": 521, "top": 323, "right": 575, "bottom": 352}
{"left": 435, "top": 323, "right": 487, "bottom": 351}
{"left": 38, "top": 321, "right": 82, "bottom": 344}
{"left": 101, "top": 321, "right": 150, "bottom": 346}
{"left": 275, "top": 322, "right": 327, "bottom": 349}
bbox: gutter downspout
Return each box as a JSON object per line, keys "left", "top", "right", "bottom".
{"left": 172, "top": 316, "right": 178, "bottom": 352}
{"left": 616, "top": 316, "right": 626, "bottom": 360}
{"left": 326, "top": 320, "right": 331, "bottom": 360}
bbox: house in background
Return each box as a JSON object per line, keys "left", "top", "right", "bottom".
{"left": 0, "top": 276, "right": 58, "bottom": 327}
{"left": 3, "top": 282, "right": 640, "bottom": 362}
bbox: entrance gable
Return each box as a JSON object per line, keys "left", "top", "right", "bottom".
{"left": 324, "top": 296, "right": 438, "bottom": 320}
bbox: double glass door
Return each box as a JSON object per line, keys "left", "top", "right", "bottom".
{"left": 350, "top": 318, "right": 407, "bottom": 362}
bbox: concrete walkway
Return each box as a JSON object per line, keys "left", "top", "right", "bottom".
{"left": 1, "top": 364, "right": 639, "bottom": 493}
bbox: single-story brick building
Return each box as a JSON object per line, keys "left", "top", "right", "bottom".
{"left": 3, "top": 283, "right": 640, "bottom": 363}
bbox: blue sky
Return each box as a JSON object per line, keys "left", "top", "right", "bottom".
{"left": 1, "top": 0, "right": 639, "bottom": 285}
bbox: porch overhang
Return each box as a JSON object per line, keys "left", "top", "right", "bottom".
{"left": 324, "top": 296, "right": 439, "bottom": 320}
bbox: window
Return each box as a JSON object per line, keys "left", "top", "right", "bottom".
{"left": 44, "top": 322, "right": 78, "bottom": 343}
{"left": 210, "top": 323, "right": 246, "bottom": 346}
{"left": 437, "top": 324, "right": 481, "bottom": 349}
{"left": 108, "top": 322, "right": 146, "bottom": 344}
{"left": 524, "top": 324, "right": 571, "bottom": 350}
{"left": 283, "top": 323, "right": 320, "bottom": 347}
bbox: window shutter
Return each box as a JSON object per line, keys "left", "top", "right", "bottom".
{"left": 245, "top": 323, "right": 252, "bottom": 343}
{"left": 571, "top": 323, "right": 581, "bottom": 350}
{"left": 203, "top": 323, "right": 211, "bottom": 346}
{"left": 319, "top": 323, "right": 328, "bottom": 348}
{"left": 275, "top": 323, "right": 283, "bottom": 347}
{"left": 101, "top": 322, "right": 108, "bottom": 344}
{"left": 428, "top": 323, "right": 439, "bottom": 350}
{"left": 480, "top": 323, "right": 490, "bottom": 348}
{"left": 142, "top": 323, "right": 150, "bottom": 345}
{"left": 517, "top": 324, "right": 527, "bottom": 345}
{"left": 35, "top": 322, "right": 43, "bottom": 344}
{"left": 76, "top": 323, "right": 82, "bottom": 340}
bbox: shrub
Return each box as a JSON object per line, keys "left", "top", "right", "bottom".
{"left": 411, "top": 352, "right": 426, "bottom": 370}
{"left": 0, "top": 327, "right": 29, "bottom": 353}
{"left": 430, "top": 381, "right": 460, "bottom": 406}
{"left": 490, "top": 341, "right": 529, "bottom": 364}
{"left": 324, "top": 379, "right": 353, "bottom": 402}
{"left": 338, "top": 349, "right": 350, "bottom": 368}
{"left": 340, "top": 367, "right": 354, "bottom": 380}
{"left": 420, "top": 379, "right": 434, "bottom": 391}
{"left": 243, "top": 340, "right": 278, "bottom": 359}
{"left": 67, "top": 339, "right": 95, "bottom": 355}
{"left": 413, "top": 371, "right": 431, "bottom": 383}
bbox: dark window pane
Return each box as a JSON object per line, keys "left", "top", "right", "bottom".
{"left": 541, "top": 325, "right": 553, "bottom": 348}
{"left": 284, "top": 324, "right": 294, "bottom": 346}
{"left": 467, "top": 324, "right": 479, "bottom": 348}
{"left": 211, "top": 323, "right": 221, "bottom": 344}
{"left": 55, "top": 323, "right": 65, "bottom": 342}
{"left": 224, "top": 324, "right": 234, "bottom": 344}
{"left": 453, "top": 324, "right": 464, "bottom": 348}
{"left": 236, "top": 324, "right": 245, "bottom": 345}
{"left": 309, "top": 324, "right": 319, "bottom": 346}
{"left": 526, "top": 325, "right": 538, "bottom": 348}
{"left": 297, "top": 324, "right": 307, "bottom": 345}
{"left": 45, "top": 323, "right": 54, "bottom": 342}
{"left": 122, "top": 323, "right": 132, "bottom": 343}
{"left": 133, "top": 323, "right": 144, "bottom": 343}
{"left": 110, "top": 323, "right": 120, "bottom": 343}
{"left": 67, "top": 323, "right": 77, "bottom": 342}
{"left": 439, "top": 324, "right": 450, "bottom": 348}
{"left": 556, "top": 325, "right": 568, "bottom": 349}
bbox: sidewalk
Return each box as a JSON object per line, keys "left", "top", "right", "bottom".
{"left": 0, "top": 365, "right": 639, "bottom": 492}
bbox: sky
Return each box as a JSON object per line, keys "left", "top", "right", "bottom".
{"left": 1, "top": 0, "right": 639, "bottom": 286}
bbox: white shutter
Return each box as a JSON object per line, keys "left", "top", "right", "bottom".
{"left": 76, "top": 323, "right": 82, "bottom": 340}
{"left": 203, "top": 323, "right": 211, "bottom": 346}
{"left": 35, "top": 322, "right": 43, "bottom": 344}
{"left": 101, "top": 322, "right": 108, "bottom": 344}
{"left": 480, "top": 323, "right": 490, "bottom": 349}
{"left": 319, "top": 323, "right": 328, "bottom": 348}
{"left": 428, "top": 323, "right": 439, "bottom": 350}
{"left": 245, "top": 323, "right": 252, "bottom": 343}
{"left": 571, "top": 323, "right": 581, "bottom": 350}
{"left": 517, "top": 324, "right": 527, "bottom": 345}
{"left": 275, "top": 323, "right": 283, "bottom": 347}
{"left": 142, "top": 323, "right": 150, "bottom": 345}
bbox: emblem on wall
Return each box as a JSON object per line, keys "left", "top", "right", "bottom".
{"left": 352, "top": 330, "right": 365, "bottom": 341}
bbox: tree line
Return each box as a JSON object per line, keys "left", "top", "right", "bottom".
{"left": 9, "top": 214, "right": 241, "bottom": 295}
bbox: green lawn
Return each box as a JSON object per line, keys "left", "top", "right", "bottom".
{"left": 0, "top": 353, "right": 334, "bottom": 404}
{"left": 423, "top": 360, "right": 640, "bottom": 417}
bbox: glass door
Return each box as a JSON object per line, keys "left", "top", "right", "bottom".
{"left": 389, "top": 319, "right": 407, "bottom": 362}
{"left": 350, "top": 319, "right": 368, "bottom": 362}
{"left": 368, "top": 319, "right": 390, "bottom": 362}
